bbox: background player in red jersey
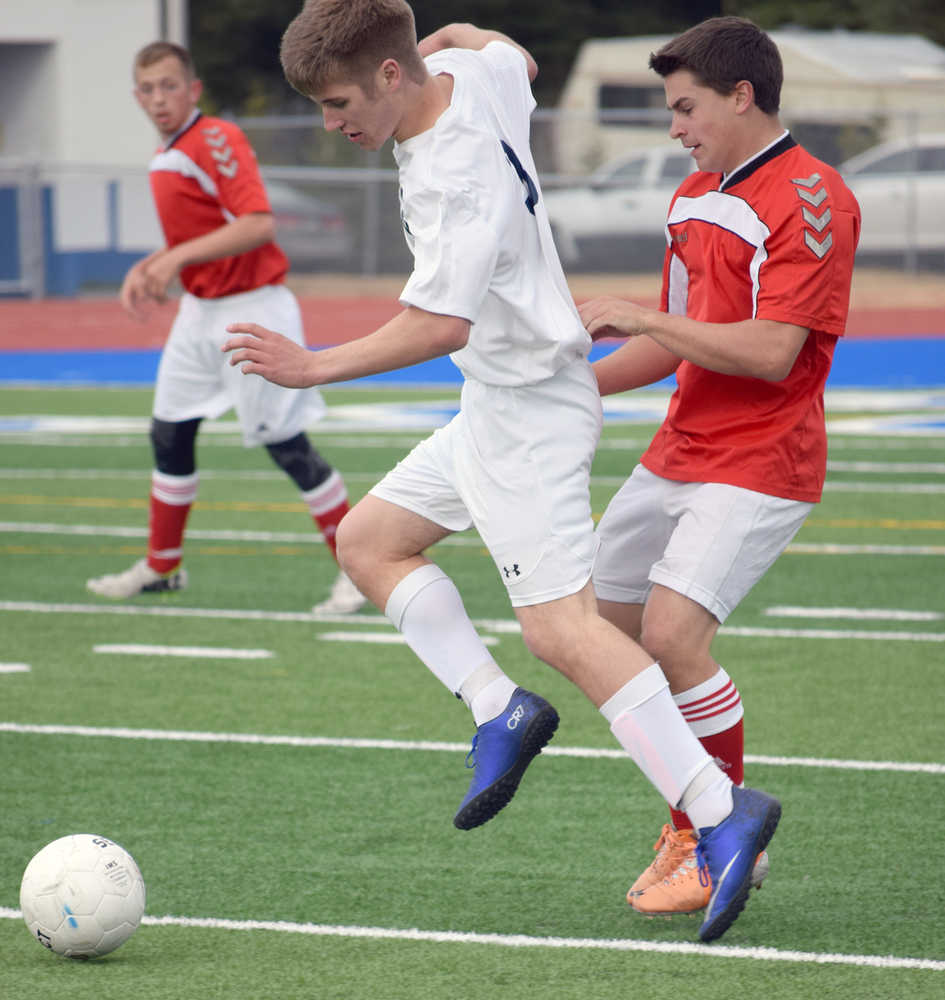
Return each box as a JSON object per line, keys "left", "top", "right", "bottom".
{"left": 579, "top": 17, "right": 860, "bottom": 916}
{"left": 86, "top": 41, "right": 364, "bottom": 615}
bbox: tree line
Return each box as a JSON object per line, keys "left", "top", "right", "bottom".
{"left": 189, "top": 0, "right": 945, "bottom": 114}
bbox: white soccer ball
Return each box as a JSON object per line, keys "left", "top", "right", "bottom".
{"left": 19, "top": 834, "right": 146, "bottom": 959}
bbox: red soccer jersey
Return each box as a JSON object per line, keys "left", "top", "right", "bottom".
{"left": 641, "top": 135, "right": 860, "bottom": 502}
{"left": 148, "top": 112, "right": 288, "bottom": 298}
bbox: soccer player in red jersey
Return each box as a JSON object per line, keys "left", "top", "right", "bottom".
{"left": 579, "top": 17, "right": 860, "bottom": 916}
{"left": 86, "top": 41, "right": 364, "bottom": 614}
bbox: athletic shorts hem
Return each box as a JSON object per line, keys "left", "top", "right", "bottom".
{"left": 648, "top": 566, "right": 732, "bottom": 623}
{"left": 506, "top": 565, "right": 594, "bottom": 609}
{"left": 367, "top": 483, "right": 471, "bottom": 534}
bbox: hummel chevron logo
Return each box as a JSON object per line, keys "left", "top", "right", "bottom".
{"left": 795, "top": 186, "right": 828, "bottom": 208}
{"left": 802, "top": 206, "right": 832, "bottom": 232}
{"left": 202, "top": 127, "right": 239, "bottom": 177}
{"left": 804, "top": 230, "right": 833, "bottom": 258}
{"left": 791, "top": 172, "right": 821, "bottom": 188}
{"left": 792, "top": 175, "right": 833, "bottom": 258}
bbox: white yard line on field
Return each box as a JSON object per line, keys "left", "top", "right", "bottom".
{"left": 5, "top": 456, "right": 945, "bottom": 477}
{"left": 0, "top": 907, "right": 941, "bottom": 971}
{"left": 93, "top": 644, "right": 274, "bottom": 659}
{"left": 2, "top": 600, "right": 944, "bottom": 642}
{"left": 0, "top": 521, "right": 486, "bottom": 548}
{"left": 2, "top": 521, "right": 944, "bottom": 556}
{"left": 765, "top": 606, "right": 943, "bottom": 622}
{"left": 0, "top": 722, "right": 941, "bottom": 775}
{"left": 319, "top": 631, "right": 498, "bottom": 646}
{"left": 0, "top": 664, "right": 30, "bottom": 673}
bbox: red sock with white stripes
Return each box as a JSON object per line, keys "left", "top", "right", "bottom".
{"left": 147, "top": 470, "right": 199, "bottom": 574}
{"left": 301, "top": 470, "right": 349, "bottom": 561}
{"left": 669, "top": 666, "right": 744, "bottom": 830}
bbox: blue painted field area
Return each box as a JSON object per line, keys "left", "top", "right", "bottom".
{"left": 0, "top": 337, "right": 942, "bottom": 388}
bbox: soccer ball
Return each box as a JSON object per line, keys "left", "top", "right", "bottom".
{"left": 19, "top": 834, "right": 146, "bottom": 959}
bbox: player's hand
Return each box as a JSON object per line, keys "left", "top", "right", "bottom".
{"left": 223, "top": 323, "right": 318, "bottom": 388}
{"left": 141, "top": 250, "right": 181, "bottom": 302}
{"left": 119, "top": 256, "right": 163, "bottom": 321}
{"left": 578, "top": 296, "right": 651, "bottom": 341}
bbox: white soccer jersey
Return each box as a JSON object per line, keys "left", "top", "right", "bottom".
{"left": 394, "top": 42, "right": 589, "bottom": 386}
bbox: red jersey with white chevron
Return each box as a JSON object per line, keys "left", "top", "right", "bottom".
{"left": 148, "top": 112, "right": 288, "bottom": 298}
{"left": 642, "top": 134, "right": 860, "bottom": 502}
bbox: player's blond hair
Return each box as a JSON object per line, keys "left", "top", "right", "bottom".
{"left": 133, "top": 41, "right": 196, "bottom": 81}
{"left": 280, "top": 0, "right": 426, "bottom": 98}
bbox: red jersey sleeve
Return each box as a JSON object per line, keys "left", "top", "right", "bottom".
{"left": 197, "top": 120, "right": 272, "bottom": 219}
{"left": 753, "top": 160, "right": 860, "bottom": 336}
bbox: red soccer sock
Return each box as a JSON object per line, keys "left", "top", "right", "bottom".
{"left": 669, "top": 668, "right": 744, "bottom": 830}
{"left": 302, "top": 470, "right": 349, "bottom": 562}
{"left": 147, "top": 470, "right": 198, "bottom": 574}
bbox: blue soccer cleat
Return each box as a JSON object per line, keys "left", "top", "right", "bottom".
{"left": 696, "top": 785, "right": 782, "bottom": 942}
{"left": 453, "top": 688, "right": 559, "bottom": 830}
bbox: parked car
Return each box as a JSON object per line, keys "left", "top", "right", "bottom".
{"left": 543, "top": 146, "right": 695, "bottom": 271}
{"left": 839, "top": 134, "right": 945, "bottom": 260}
{"left": 264, "top": 179, "right": 355, "bottom": 268}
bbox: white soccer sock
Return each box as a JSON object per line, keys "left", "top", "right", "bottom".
{"left": 385, "top": 564, "right": 514, "bottom": 715}
{"left": 674, "top": 666, "right": 743, "bottom": 738}
{"left": 458, "top": 663, "right": 518, "bottom": 727}
{"left": 601, "top": 663, "right": 732, "bottom": 826}
{"left": 678, "top": 764, "right": 733, "bottom": 832}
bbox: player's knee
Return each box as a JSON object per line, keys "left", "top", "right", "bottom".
{"left": 639, "top": 614, "right": 689, "bottom": 665}
{"left": 518, "top": 615, "right": 577, "bottom": 670}
{"left": 150, "top": 417, "right": 200, "bottom": 475}
{"left": 266, "top": 433, "right": 332, "bottom": 492}
{"left": 518, "top": 620, "right": 550, "bottom": 663}
{"left": 333, "top": 508, "right": 368, "bottom": 580}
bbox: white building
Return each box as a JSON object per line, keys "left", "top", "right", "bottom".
{"left": 1, "top": 0, "right": 187, "bottom": 164}
{"left": 0, "top": 0, "right": 187, "bottom": 295}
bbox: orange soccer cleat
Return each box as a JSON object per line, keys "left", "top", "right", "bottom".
{"left": 628, "top": 824, "right": 770, "bottom": 916}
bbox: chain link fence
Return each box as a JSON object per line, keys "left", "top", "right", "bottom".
{"left": 2, "top": 106, "right": 944, "bottom": 297}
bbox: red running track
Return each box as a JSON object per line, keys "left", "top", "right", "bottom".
{"left": 0, "top": 295, "right": 942, "bottom": 352}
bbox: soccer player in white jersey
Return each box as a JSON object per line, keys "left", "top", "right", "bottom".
{"left": 224, "top": 0, "right": 781, "bottom": 942}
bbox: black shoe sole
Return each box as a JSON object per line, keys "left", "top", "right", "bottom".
{"left": 453, "top": 704, "right": 559, "bottom": 831}
{"left": 140, "top": 574, "right": 186, "bottom": 594}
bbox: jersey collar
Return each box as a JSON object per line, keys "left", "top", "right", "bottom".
{"left": 720, "top": 131, "right": 795, "bottom": 191}
{"left": 162, "top": 109, "right": 203, "bottom": 151}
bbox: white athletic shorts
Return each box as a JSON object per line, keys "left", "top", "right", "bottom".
{"left": 593, "top": 464, "right": 813, "bottom": 622}
{"left": 152, "top": 284, "right": 326, "bottom": 447}
{"left": 370, "top": 360, "right": 602, "bottom": 607}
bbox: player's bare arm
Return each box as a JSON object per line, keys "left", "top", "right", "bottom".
{"left": 418, "top": 23, "right": 538, "bottom": 81}
{"left": 579, "top": 295, "right": 810, "bottom": 382}
{"left": 223, "top": 307, "right": 470, "bottom": 389}
{"left": 142, "top": 212, "right": 276, "bottom": 300}
{"left": 592, "top": 335, "right": 681, "bottom": 396}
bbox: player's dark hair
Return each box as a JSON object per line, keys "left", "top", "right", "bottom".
{"left": 133, "top": 41, "right": 196, "bottom": 80}
{"left": 649, "top": 16, "right": 782, "bottom": 114}
{"left": 280, "top": 0, "right": 426, "bottom": 98}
